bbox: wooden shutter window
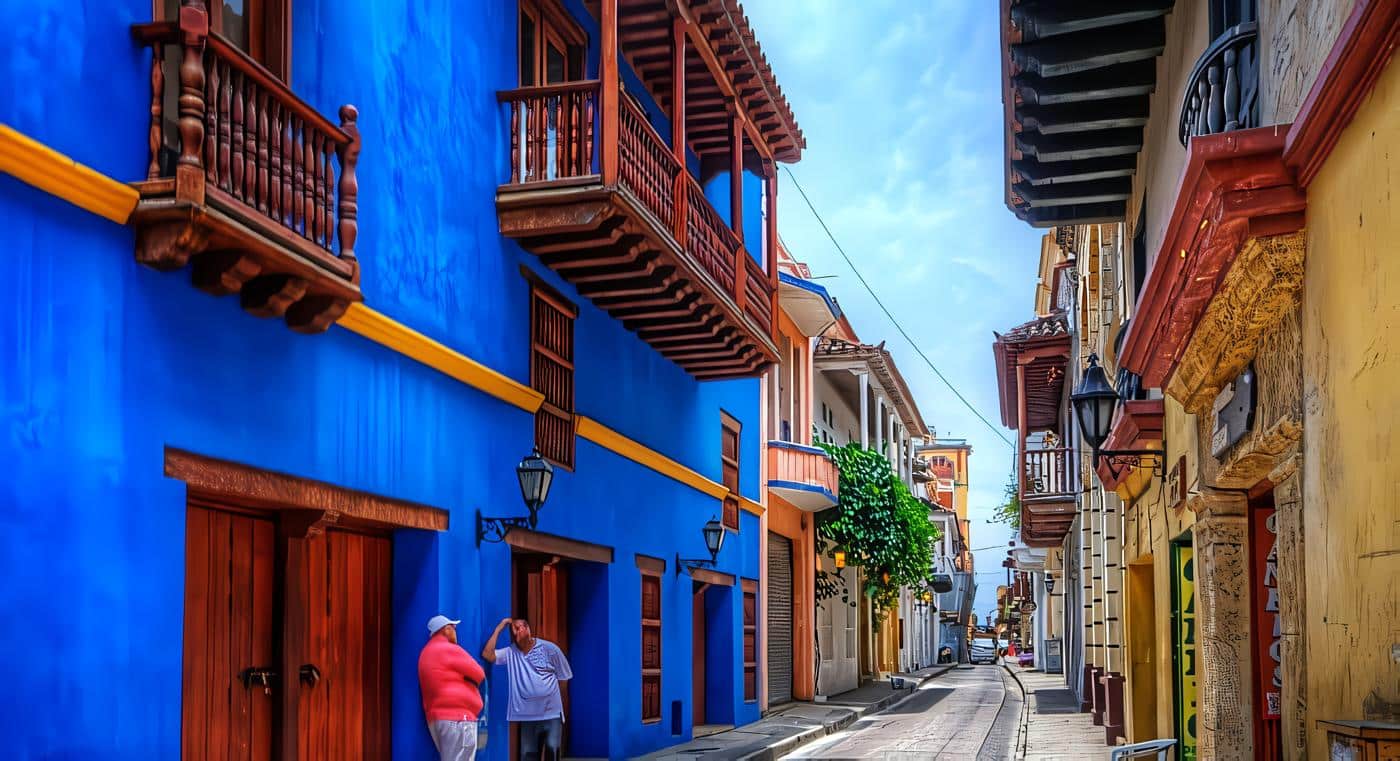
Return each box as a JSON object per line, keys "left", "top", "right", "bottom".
{"left": 641, "top": 570, "right": 663, "bottom": 722}
{"left": 721, "top": 417, "right": 741, "bottom": 530}
{"left": 530, "top": 282, "right": 577, "bottom": 469}
{"left": 742, "top": 579, "right": 758, "bottom": 701}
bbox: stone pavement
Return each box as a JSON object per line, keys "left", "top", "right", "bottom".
{"left": 788, "top": 664, "right": 1008, "bottom": 759}
{"left": 635, "top": 665, "right": 954, "bottom": 760}
{"left": 1005, "top": 665, "right": 1111, "bottom": 761}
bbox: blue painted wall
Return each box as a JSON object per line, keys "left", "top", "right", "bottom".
{"left": 0, "top": 0, "right": 770, "bottom": 758}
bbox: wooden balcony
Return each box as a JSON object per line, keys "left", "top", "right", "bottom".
{"left": 496, "top": 81, "right": 778, "bottom": 379}
{"left": 1020, "top": 447, "right": 1075, "bottom": 548}
{"left": 130, "top": 10, "right": 361, "bottom": 333}
{"left": 766, "top": 441, "right": 838, "bottom": 512}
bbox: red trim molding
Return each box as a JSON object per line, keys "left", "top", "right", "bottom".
{"left": 1096, "top": 400, "right": 1166, "bottom": 489}
{"left": 1284, "top": 0, "right": 1400, "bottom": 187}
{"left": 1117, "top": 128, "right": 1303, "bottom": 387}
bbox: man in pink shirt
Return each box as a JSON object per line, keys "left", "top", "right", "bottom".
{"left": 419, "top": 614, "right": 487, "bottom": 761}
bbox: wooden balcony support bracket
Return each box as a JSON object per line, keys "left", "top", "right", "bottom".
{"left": 600, "top": 0, "right": 621, "bottom": 185}
{"left": 129, "top": 4, "right": 362, "bottom": 334}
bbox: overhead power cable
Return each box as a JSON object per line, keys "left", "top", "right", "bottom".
{"left": 781, "top": 165, "right": 1014, "bottom": 449}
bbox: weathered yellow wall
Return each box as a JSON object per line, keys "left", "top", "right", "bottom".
{"left": 1300, "top": 55, "right": 1400, "bottom": 757}
{"left": 1122, "top": 395, "right": 1200, "bottom": 743}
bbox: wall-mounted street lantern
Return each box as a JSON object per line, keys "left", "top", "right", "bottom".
{"left": 676, "top": 517, "right": 726, "bottom": 576}
{"left": 1071, "top": 354, "right": 1166, "bottom": 481}
{"left": 834, "top": 550, "right": 846, "bottom": 569}
{"left": 476, "top": 449, "right": 556, "bottom": 546}
{"left": 1045, "top": 575, "right": 1056, "bottom": 594}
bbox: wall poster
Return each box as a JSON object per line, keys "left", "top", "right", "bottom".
{"left": 1172, "top": 541, "right": 1198, "bottom": 761}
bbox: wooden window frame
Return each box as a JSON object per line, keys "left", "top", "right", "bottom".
{"left": 741, "top": 578, "right": 758, "bottom": 702}
{"left": 517, "top": 0, "right": 586, "bottom": 87}
{"left": 526, "top": 268, "right": 579, "bottom": 470}
{"left": 157, "top": 0, "right": 291, "bottom": 81}
{"left": 638, "top": 555, "right": 665, "bottom": 724}
{"left": 721, "top": 413, "right": 742, "bottom": 531}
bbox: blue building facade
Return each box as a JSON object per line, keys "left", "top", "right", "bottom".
{"left": 0, "top": 0, "right": 803, "bottom": 757}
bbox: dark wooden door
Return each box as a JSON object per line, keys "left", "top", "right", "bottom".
{"left": 692, "top": 583, "right": 708, "bottom": 727}
{"left": 512, "top": 554, "right": 571, "bottom": 759}
{"left": 294, "top": 529, "right": 393, "bottom": 761}
{"left": 182, "top": 505, "right": 276, "bottom": 761}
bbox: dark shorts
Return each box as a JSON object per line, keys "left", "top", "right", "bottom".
{"left": 518, "top": 717, "right": 562, "bottom": 758}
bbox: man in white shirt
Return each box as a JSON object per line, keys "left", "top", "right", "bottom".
{"left": 483, "top": 617, "right": 573, "bottom": 760}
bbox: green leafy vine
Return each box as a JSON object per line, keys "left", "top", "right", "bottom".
{"left": 814, "top": 443, "right": 943, "bottom": 625}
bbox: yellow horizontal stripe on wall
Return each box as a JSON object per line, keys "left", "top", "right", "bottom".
{"left": 575, "top": 416, "right": 731, "bottom": 500}
{"left": 0, "top": 125, "right": 139, "bottom": 224}
{"left": 337, "top": 303, "right": 545, "bottom": 413}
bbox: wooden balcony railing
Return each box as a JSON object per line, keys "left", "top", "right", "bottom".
{"left": 502, "top": 80, "right": 597, "bottom": 184}
{"left": 1179, "top": 22, "right": 1259, "bottom": 146}
{"left": 131, "top": 10, "right": 361, "bottom": 333}
{"left": 767, "top": 441, "right": 839, "bottom": 511}
{"left": 1022, "top": 447, "right": 1073, "bottom": 500}
{"left": 498, "top": 83, "right": 775, "bottom": 346}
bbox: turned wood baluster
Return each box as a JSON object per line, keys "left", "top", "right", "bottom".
{"left": 256, "top": 90, "right": 269, "bottom": 213}
{"left": 322, "top": 139, "right": 335, "bottom": 249}
{"left": 281, "top": 117, "right": 294, "bottom": 227}
{"left": 553, "top": 95, "right": 564, "bottom": 180}
{"left": 1206, "top": 64, "right": 1224, "bottom": 135}
{"left": 204, "top": 51, "right": 217, "bottom": 185}
{"left": 509, "top": 100, "right": 520, "bottom": 183}
{"left": 303, "top": 122, "right": 317, "bottom": 239}
{"left": 291, "top": 119, "right": 304, "bottom": 236}
{"left": 1223, "top": 48, "right": 1240, "bottom": 132}
{"left": 584, "top": 94, "right": 594, "bottom": 175}
{"left": 174, "top": 0, "right": 208, "bottom": 202}
{"left": 147, "top": 44, "right": 164, "bottom": 180}
{"left": 268, "top": 102, "right": 281, "bottom": 222}
{"left": 218, "top": 61, "right": 231, "bottom": 191}
{"left": 337, "top": 105, "right": 360, "bottom": 266}
{"left": 310, "top": 131, "right": 323, "bottom": 244}
{"left": 243, "top": 78, "right": 258, "bottom": 206}
{"left": 230, "top": 69, "right": 244, "bottom": 199}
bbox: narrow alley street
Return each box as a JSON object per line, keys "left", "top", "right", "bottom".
{"left": 785, "top": 665, "right": 1012, "bottom": 759}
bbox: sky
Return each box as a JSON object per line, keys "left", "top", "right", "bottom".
{"left": 742, "top": 0, "right": 1046, "bottom": 620}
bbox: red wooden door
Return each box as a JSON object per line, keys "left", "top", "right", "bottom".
{"left": 182, "top": 505, "right": 276, "bottom": 761}
{"left": 295, "top": 530, "right": 393, "bottom": 760}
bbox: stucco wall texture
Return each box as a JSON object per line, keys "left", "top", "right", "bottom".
{"left": 0, "top": 1, "right": 772, "bottom": 758}
{"left": 1301, "top": 53, "right": 1400, "bottom": 760}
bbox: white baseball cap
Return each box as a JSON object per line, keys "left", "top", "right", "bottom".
{"left": 427, "top": 614, "right": 461, "bottom": 634}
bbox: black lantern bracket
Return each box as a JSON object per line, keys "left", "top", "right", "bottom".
{"left": 476, "top": 508, "right": 538, "bottom": 546}
{"left": 475, "top": 449, "right": 555, "bottom": 547}
{"left": 1095, "top": 445, "right": 1167, "bottom": 481}
{"left": 676, "top": 517, "right": 726, "bottom": 575}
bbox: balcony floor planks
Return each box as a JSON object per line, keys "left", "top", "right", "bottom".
{"left": 498, "top": 182, "right": 776, "bottom": 379}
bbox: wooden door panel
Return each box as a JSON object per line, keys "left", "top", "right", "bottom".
{"left": 183, "top": 506, "right": 275, "bottom": 761}
{"left": 299, "top": 530, "right": 392, "bottom": 761}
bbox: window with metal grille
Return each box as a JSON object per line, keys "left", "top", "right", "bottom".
{"left": 721, "top": 416, "right": 741, "bottom": 530}
{"left": 530, "top": 278, "right": 577, "bottom": 468}
{"left": 742, "top": 579, "right": 758, "bottom": 702}
{"left": 641, "top": 568, "right": 662, "bottom": 722}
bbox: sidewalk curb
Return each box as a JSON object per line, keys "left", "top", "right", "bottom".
{"left": 1000, "top": 663, "right": 1030, "bottom": 760}
{"left": 736, "top": 664, "right": 957, "bottom": 761}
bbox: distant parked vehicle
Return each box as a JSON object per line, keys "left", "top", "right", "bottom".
{"left": 970, "top": 643, "right": 998, "bottom": 665}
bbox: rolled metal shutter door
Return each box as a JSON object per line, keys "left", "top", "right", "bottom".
{"left": 767, "top": 532, "right": 794, "bottom": 705}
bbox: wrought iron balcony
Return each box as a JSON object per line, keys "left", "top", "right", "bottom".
{"left": 766, "top": 441, "right": 838, "bottom": 511}
{"left": 130, "top": 10, "right": 361, "bottom": 333}
{"left": 496, "top": 83, "right": 777, "bottom": 380}
{"left": 1179, "top": 22, "right": 1260, "bottom": 146}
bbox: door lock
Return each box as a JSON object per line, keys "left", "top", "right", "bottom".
{"left": 238, "top": 667, "right": 277, "bottom": 695}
